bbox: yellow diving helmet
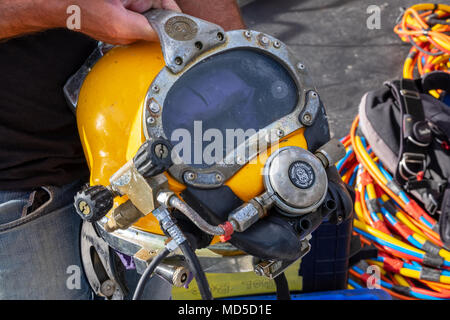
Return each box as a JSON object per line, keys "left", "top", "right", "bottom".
{"left": 65, "top": 10, "right": 353, "bottom": 300}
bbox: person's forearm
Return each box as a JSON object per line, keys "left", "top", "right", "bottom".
{"left": 176, "top": 0, "right": 246, "bottom": 31}
{"left": 0, "top": 0, "right": 244, "bottom": 43}
{"left": 0, "top": 1, "right": 181, "bottom": 45}
{"left": 0, "top": 0, "right": 66, "bottom": 40}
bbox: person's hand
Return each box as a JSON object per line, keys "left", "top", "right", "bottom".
{"left": 51, "top": 0, "right": 181, "bottom": 44}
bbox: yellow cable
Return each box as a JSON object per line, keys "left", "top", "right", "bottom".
{"left": 441, "top": 275, "right": 450, "bottom": 285}
{"left": 354, "top": 136, "right": 388, "bottom": 185}
{"left": 354, "top": 220, "right": 425, "bottom": 257}
{"left": 438, "top": 248, "right": 450, "bottom": 261}
{"left": 396, "top": 211, "right": 426, "bottom": 237}
{"left": 400, "top": 268, "right": 421, "bottom": 281}
{"left": 366, "top": 183, "right": 377, "bottom": 200}
{"left": 394, "top": 274, "right": 410, "bottom": 287}
{"left": 354, "top": 200, "right": 364, "bottom": 222}
{"left": 400, "top": 266, "right": 450, "bottom": 285}
{"left": 410, "top": 233, "right": 450, "bottom": 260}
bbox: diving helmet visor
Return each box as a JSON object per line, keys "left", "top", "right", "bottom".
{"left": 162, "top": 49, "right": 299, "bottom": 169}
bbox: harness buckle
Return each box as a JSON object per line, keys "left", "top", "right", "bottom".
{"left": 400, "top": 89, "right": 421, "bottom": 100}
{"left": 425, "top": 194, "right": 439, "bottom": 216}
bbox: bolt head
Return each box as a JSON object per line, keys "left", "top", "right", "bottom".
{"left": 244, "top": 30, "right": 251, "bottom": 38}
{"left": 260, "top": 36, "right": 270, "bottom": 45}
{"left": 186, "top": 172, "right": 196, "bottom": 180}
{"left": 273, "top": 41, "right": 281, "bottom": 48}
{"left": 147, "top": 117, "right": 156, "bottom": 126}
{"left": 303, "top": 113, "right": 312, "bottom": 123}
{"left": 174, "top": 57, "right": 183, "bottom": 65}
{"left": 297, "top": 63, "right": 305, "bottom": 70}
{"left": 100, "top": 280, "right": 116, "bottom": 297}
{"left": 217, "top": 32, "right": 225, "bottom": 41}
{"left": 149, "top": 101, "right": 160, "bottom": 113}
{"left": 152, "top": 85, "right": 160, "bottom": 93}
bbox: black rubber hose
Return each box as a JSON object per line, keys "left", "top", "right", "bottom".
{"left": 274, "top": 272, "right": 291, "bottom": 300}
{"left": 180, "top": 242, "right": 213, "bottom": 300}
{"left": 132, "top": 247, "right": 170, "bottom": 300}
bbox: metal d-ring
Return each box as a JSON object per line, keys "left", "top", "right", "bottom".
{"left": 398, "top": 152, "right": 427, "bottom": 180}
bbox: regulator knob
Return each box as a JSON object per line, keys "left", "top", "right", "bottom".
{"left": 74, "top": 185, "right": 114, "bottom": 222}
{"left": 133, "top": 139, "right": 173, "bottom": 178}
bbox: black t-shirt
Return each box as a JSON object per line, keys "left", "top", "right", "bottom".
{"left": 0, "top": 29, "right": 97, "bottom": 190}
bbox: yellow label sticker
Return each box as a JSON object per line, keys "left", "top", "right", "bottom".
{"left": 172, "top": 260, "right": 302, "bottom": 300}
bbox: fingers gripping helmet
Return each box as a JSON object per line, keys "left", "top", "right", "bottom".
{"left": 66, "top": 10, "right": 353, "bottom": 299}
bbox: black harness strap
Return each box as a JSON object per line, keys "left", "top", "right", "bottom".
{"left": 385, "top": 72, "right": 450, "bottom": 246}
{"left": 394, "top": 79, "right": 431, "bottom": 184}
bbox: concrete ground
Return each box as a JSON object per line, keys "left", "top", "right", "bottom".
{"left": 240, "top": 0, "right": 421, "bottom": 138}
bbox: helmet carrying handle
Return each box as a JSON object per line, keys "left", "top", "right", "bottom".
{"left": 143, "top": 9, "right": 226, "bottom": 74}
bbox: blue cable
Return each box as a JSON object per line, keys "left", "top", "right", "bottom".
{"left": 379, "top": 207, "right": 424, "bottom": 250}
{"left": 403, "top": 263, "right": 421, "bottom": 271}
{"left": 403, "top": 263, "right": 450, "bottom": 277}
{"left": 411, "top": 260, "right": 422, "bottom": 268}
{"left": 348, "top": 165, "right": 359, "bottom": 186}
{"left": 348, "top": 278, "right": 363, "bottom": 289}
{"left": 354, "top": 228, "right": 424, "bottom": 260}
{"left": 407, "top": 235, "right": 423, "bottom": 249}
{"left": 380, "top": 280, "right": 393, "bottom": 289}
{"left": 360, "top": 137, "right": 368, "bottom": 149}
{"left": 340, "top": 167, "right": 349, "bottom": 176}
{"left": 381, "top": 207, "right": 397, "bottom": 226}
{"left": 419, "top": 216, "right": 434, "bottom": 229}
{"left": 352, "top": 265, "right": 364, "bottom": 274}
{"left": 355, "top": 227, "right": 450, "bottom": 268}
{"left": 410, "top": 291, "right": 443, "bottom": 300}
{"left": 378, "top": 165, "right": 410, "bottom": 202}
{"left": 336, "top": 147, "right": 353, "bottom": 171}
